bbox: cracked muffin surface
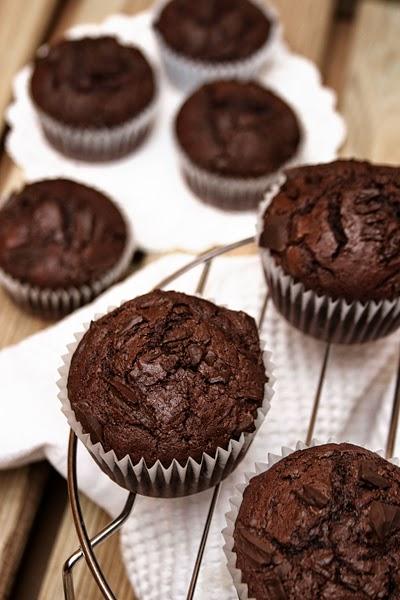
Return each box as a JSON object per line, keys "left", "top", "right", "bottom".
{"left": 234, "top": 443, "right": 400, "bottom": 600}
{"left": 260, "top": 160, "right": 400, "bottom": 302}
{"left": 154, "top": 0, "right": 272, "bottom": 63}
{"left": 175, "top": 80, "right": 301, "bottom": 178}
{"left": 30, "top": 36, "right": 155, "bottom": 128}
{"left": 0, "top": 179, "right": 127, "bottom": 288}
{"left": 67, "top": 290, "right": 267, "bottom": 466}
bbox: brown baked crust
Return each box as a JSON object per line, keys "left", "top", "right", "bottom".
{"left": 176, "top": 80, "right": 301, "bottom": 178}
{"left": 30, "top": 36, "right": 155, "bottom": 128}
{"left": 154, "top": 0, "right": 271, "bottom": 62}
{"left": 67, "top": 290, "right": 267, "bottom": 466}
{"left": 260, "top": 160, "right": 400, "bottom": 302}
{"left": 234, "top": 443, "right": 400, "bottom": 599}
{"left": 0, "top": 179, "right": 127, "bottom": 289}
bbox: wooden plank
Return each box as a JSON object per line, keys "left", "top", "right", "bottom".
{"left": 324, "top": 18, "right": 356, "bottom": 99}
{"left": 0, "top": 465, "right": 48, "bottom": 599}
{"left": 0, "top": 0, "right": 59, "bottom": 135}
{"left": 340, "top": 0, "right": 400, "bottom": 163}
{"left": 272, "top": 0, "right": 336, "bottom": 65}
{"left": 0, "top": 173, "right": 50, "bottom": 597}
{"left": 38, "top": 495, "right": 134, "bottom": 600}
{"left": 52, "top": 0, "right": 153, "bottom": 38}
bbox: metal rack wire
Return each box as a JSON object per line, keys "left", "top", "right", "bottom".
{"left": 62, "top": 236, "right": 400, "bottom": 600}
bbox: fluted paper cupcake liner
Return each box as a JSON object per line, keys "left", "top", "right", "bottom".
{"left": 222, "top": 440, "right": 400, "bottom": 600}
{"left": 257, "top": 181, "right": 400, "bottom": 343}
{"left": 57, "top": 299, "right": 274, "bottom": 498}
{"left": 35, "top": 92, "right": 158, "bottom": 162}
{"left": 153, "top": 0, "right": 281, "bottom": 91}
{"left": 0, "top": 204, "right": 135, "bottom": 318}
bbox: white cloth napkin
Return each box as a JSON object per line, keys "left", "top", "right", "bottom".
{"left": 6, "top": 10, "right": 345, "bottom": 253}
{"left": 0, "top": 252, "right": 398, "bottom": 598}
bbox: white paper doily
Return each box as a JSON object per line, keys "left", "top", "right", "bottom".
{"left": 120, "top": 254, "right": 399, "bottom": 600}
{"left": 6, "top": 10, "right": 345, "bottom": 253}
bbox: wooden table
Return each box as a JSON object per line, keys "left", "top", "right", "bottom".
{"left": 0, "top": 1, "right": 399, "bottom": 598}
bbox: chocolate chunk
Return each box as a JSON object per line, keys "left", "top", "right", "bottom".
{"left": 260, "top": 214, "right": 290, "bottom": 252}
{"left": 297, "top": 484, "right": 329, "bottom": 508}
{"left": 237, "top": 527, "right": 274, "bottom": 557}
{"left": 120, "top": 315, "right": 145, "bottom": 334}
{"left": 369, "top": 501, "right": 400, "bottom": 541}
{"left": 205, "top": 351, "right": 216, "bottom": 366}
{"left": 360, "top": 461, "right": 390, "bottom": 489}
{"left": 107, "top": 378, "right": 142, "bottom": 406}
{"left": 187, "top": 344, "right": 203, "bottom": 366}
{"left": 236, "top": 528, "right": 273, "bottom": 566}
{"left": 265, "top": 577, "right": 287, "bottom": 600}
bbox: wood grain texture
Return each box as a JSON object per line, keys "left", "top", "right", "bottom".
{"left": 340, "top": 0, "right": 400, "bottom": 162}
{"left": 38, "top": 495, "right": 134, "bottom": 600}
{"left": 272, "top": 0, "right": 336, "bottom": 65}
{"left": 0, "top": 0, "right": 59, "bottom": 135}
{"left": 324, "top": 18, "right": 356, "bottom": 99}
{"left": 0, "top": 464, "right": 48, "bottom": 599}
{"left": 0, "top": 167, "right": 50, "bottom": 598}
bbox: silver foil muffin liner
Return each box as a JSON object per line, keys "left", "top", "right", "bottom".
{"left": 57, "top": 300, "right": 274, "bottom": 498}
{"left": 0, "top": 203, "right": 135, "bottom": 318}
{"left": 153, "top": 0, "right": 281, "bottom": 92}
{"left": 222, "top": 440, "right": 400, "bottom": 600}
{"left": 257, "top": 180, "right": 400, "bottom": 343}
{"left": 34, "top": 93, "right": 158, "bottom": 162}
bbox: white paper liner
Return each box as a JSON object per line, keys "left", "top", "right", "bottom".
{"left": 256, "top": 179, "right": 400, "bottom": 344}
{"left": 34, "top": 90, "right": 158, "bottom": 162}
{"left": 153, "top": 0, "right": 282, "bottom": 91}
{"left": 223, "top": 439, "right": 400, "bottom": 600}
{"left": 0, "top": 195, "right": 135, "bottom": 318}
{"left": 57, "top": 297, "right": 275, "bottom": 497}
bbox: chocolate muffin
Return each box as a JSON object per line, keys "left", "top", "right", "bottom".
{"left": 0, "top": 179, "right": 132, "bottom": 315}
{"left": 175, "top": 80, "right": 302, "bottom": 210}
{"left": 233, "top": 443, "right": 400, "bottom": 600}
{"left": 67, "top": 290, "right": 267, "bottom": 467}
{"left": 30, "top": 36, "right": 157, "bottom": 161}
{"left": 259, "top": 160, "right": 400, "bottom": 343}
{"left": 155, "top": 0, "right": 271, "bottom": 62}
{"left": 153, "top": 0, "right": 277, "bottom": 90}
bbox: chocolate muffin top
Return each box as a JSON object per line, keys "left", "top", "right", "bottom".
{"left": 0, "top": 179, "right": 127, "bottom": 289}
{"left": 260, "top": 160, "right": 400, "bottom": 302}
{"left": 67, "top": 290, "right": 267, "bottom": 466}
{"left": 234, "top": 443, "right": 400, "bottom": 600}
{"left": 154, "top": 0, "right": 271, "bottom": 62}
{"left": 30, "top": 36, "right": 156, "bottom": 128}
{"left": 176, "top": 80, "right": 301, "bottom": 178}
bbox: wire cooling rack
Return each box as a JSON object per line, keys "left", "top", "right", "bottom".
{"left": 62, "top": 236, "right": 400, "bottom": 600}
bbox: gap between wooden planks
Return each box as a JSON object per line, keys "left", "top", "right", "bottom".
{"left": 1, "top": 0, "right": 399, "bottom": 598}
